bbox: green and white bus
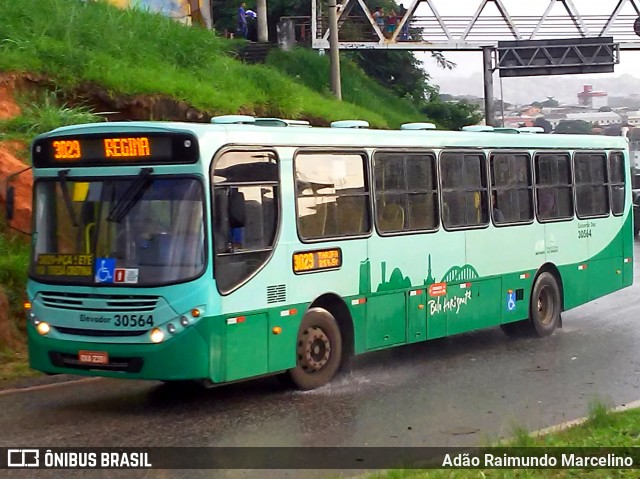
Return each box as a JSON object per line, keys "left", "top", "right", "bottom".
{"left": 17, "top": 117, "right": 633, "bottom": 389}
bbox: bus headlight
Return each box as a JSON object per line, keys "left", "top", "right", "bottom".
{"left": 150, "top": 328, "right": 165, "bottom": 344}
{"left": 167, "top": 324, "right": 176, "bottom": 334}
{"left": 36, "top": 322, "right": 51, "bottom": 335}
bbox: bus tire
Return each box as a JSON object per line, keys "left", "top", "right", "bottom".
{"left": 529, "top": 272, "right": 561, "bottom": 337}
{"left": 288, "top": 307, "right": 342, "bottom": 390}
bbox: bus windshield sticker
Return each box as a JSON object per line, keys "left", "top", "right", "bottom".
{"left": 94, "top": 258, "right": 115, "bottom": 283}
{"left": 35, "top": 254, "right": 93, "bottom": 277}
{"left": 114, "top": 268, "right": 139, "bottom": 284}
{"left": 293, "top": 248, "right": 342, "bottom": 274}
{"left": 428, "top": 282, "right": 447, "bottom": 297}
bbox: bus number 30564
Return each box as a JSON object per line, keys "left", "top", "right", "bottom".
{"left": 578, "top": 228, "right": 592, "bottom": 239}
{"left": 114, "top": 314, "right": 154, "bottom": 328}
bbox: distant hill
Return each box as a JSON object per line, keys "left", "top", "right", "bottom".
{"left": 439, "top": 72, "right": 640, "bottom": 106}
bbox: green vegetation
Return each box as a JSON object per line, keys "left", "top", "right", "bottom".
{"left": 367, "top": 400, "right": 640, "bottom": 478}
{"left": 0, "top": 225, "right": 33, "bottom": 382}
{"left": 555, "top": 120, "right": 594, "bottom": 135}
{"left": 266, "top": 48, "right": 423, "bottom": 127}
{"left": 0, "top": 228, "right": 30, "bottom": 330}
{"left": 0, "top": 347, "right": 38, "bottom": 385}
{"left": 0, "top": 91, "right": 102, "bottom": 145}
{"left": 0, "top": 0, "right": 428, "bottom": 127}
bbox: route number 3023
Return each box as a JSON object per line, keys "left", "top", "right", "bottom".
{"left": 578, "top": 228, "right": 592, "bottom": 239}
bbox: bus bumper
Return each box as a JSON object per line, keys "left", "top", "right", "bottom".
{"left": 27, "top": 324, "right": 210, "bottom": 381}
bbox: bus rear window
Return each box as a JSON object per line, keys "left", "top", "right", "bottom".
{"left": 609, "top": 152, "right": 625, "bottom": 216}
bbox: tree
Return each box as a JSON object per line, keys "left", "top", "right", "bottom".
{"left": 421, "top": 96, "right": 482, "bottom": 130}
{"left": 346, "top": 50, "right": 432, "bottom": 102}
{"left": 494, "top": 99, "right": 512, "bottom": 113}
{"left": 534, "top": 117, "right": 552, "bottom": 133}
{"left": 541, "top": 97, "right": 559, "bottom": 108}
{"left": 553, "top": 120, "right": 593, "bottom": 135}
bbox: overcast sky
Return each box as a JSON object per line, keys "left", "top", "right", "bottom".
{"left": 412, "top": 0, "right": 640, "bottom": 100}
{"left": 421, "top": 50, "right": 640, "bottom": 83}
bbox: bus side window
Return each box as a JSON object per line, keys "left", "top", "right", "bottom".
{"left": 609, "top": 152, "right": 625, "bottom": 216}
{"left": 574, "top": 152, "right": 608, "bottom": 218}
{"left": 535, "top": 152, "right": 573, "bottom": 221}
{"left": 373, "top": 151, "right": 438, "bottom": 234}
{"left": 440, "top": 151, "right": 488, "bottom": 229}
{"left": 490, "top": 152, "right": 533, "bottom": 225}
{"left": 295, "top": 152, "right": 371, "bottom": 240}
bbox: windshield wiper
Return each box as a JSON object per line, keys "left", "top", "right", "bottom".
{"left": 106, "top": 168, "right": 153, "bottom": 223}
{"left": 58, "top": 169, "right": 79, "bottom": 227}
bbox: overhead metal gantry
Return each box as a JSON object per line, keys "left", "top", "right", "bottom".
{"left": 311, "top": 0, "right": 640, "bottom": 50}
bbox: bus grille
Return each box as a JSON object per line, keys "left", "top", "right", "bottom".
{"left": 39, "top": 292, "right": 159, "bottom": 312}
{"left": 267, "top": 284, "right": 286, "bottom": 303}
{"left": 54, "top": 326, "right": 147, "bottom": 337}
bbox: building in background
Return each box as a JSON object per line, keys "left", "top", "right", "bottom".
{"left": 577, "top": 84, "right": 608, "bottom": 110}
{"left": 107, "top": 0, "right": 212, "bottom": 29}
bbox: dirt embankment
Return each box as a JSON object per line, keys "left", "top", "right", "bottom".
{"left": 0, "top": 77, "right": 32, "bottom": 234}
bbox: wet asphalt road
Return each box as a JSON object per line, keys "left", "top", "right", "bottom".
{"left": 2, "top": 240, "right": 640, "bottom": 478}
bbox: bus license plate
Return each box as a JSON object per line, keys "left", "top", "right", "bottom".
{"left": 78, "top": 350, "right": 109, "bottom": 365}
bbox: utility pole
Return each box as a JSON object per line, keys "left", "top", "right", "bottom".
{"left": 256, "top": 0, "right": 268, "bottom": 42}
{"left": 482, "top": 46, "right": 495, "bottom": 127}
{"left": 327, "top": 0, "right": 342, "bottom": 100}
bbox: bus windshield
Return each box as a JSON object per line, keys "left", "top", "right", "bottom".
{"left": 31, "top": 176, "right": 205, "bottom": 286}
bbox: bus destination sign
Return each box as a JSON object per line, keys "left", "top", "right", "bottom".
{"left": 293, "top": 248, "right": 342, "bottom": 274}
{"left": 33, "top": 132, "right": 198, "bottom": 167}
{"left": 52, "top": 137, "right": 152, "bottom": 161}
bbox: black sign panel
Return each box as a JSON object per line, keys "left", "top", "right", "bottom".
{"left": 497, "top": 37, "right": 617, "bottom": 77}
{"left": 32, "top": 132, "right": 199, "bottom": 168}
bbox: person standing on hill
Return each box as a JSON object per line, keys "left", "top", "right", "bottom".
{"left": 238, "top": 2, "right": 248, "bottom": 39}
{"left": 245, "top": 9, "right": 258, "bottom": 41}
{"left": 373, "top": 7, "right": 385, "bottom": 33}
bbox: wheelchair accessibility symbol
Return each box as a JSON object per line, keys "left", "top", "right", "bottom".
{"left": 95, "top": 258, "right": 115, "bottom": 283}
{"left": 506, "top": 290, "right": 516, "bottom": 311}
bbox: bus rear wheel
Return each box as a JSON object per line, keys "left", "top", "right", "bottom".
{"left": 288, "top": 308, "right": 342, "bottom": 390}
{"left": 528, "top": 272, "right": 561, "bottom": 337}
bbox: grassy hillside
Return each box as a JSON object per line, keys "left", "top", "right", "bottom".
{"left": 267, "top": 48, "right": 424, "bottom": 127}
{"left": 0, "top": 0, "right": 425, "bottom": 127}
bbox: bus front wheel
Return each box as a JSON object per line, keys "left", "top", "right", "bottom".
{"left": 529, "top": 272, "right": 561, "bottom": 337}
{"left": 288, "top": 308, "right": 342, "bottom": 390}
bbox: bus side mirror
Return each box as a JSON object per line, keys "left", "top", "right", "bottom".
{"left": 6, "top": 185, "right": 15, "bottom": 221}
{"left": 229, "top": 189, "right": 246, "bottom": 228}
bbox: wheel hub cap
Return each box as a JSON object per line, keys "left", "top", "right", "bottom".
{"left": 297, "top": 326, "right": 331, "bottom": 372}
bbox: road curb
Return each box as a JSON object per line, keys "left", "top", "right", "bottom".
{"left": 531, "top": 398, "right": 640, "bottom": 436}
{"left": 0, "top": 376, "right": 102, "bottom": 396}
